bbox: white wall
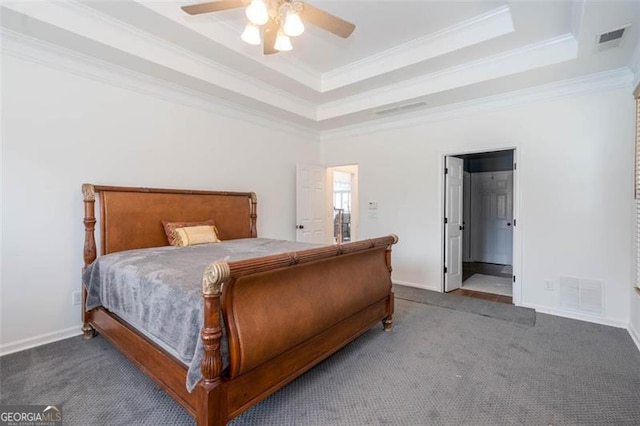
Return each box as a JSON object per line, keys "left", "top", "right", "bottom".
{"left": 2, "top": 49, "right": 636, "bottom": 354}
{"left": 321, "top": 88, "right": 635, "bottom": 327}
{"left": 0, "top": 54, "right": 319, "bottom": 353}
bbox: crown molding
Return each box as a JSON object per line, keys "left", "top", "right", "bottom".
{"left": 0, "top": 28, "right": 320, "bottom": 141}
{"left": 2, "top": 3, "right": 635, "bottom": 141}
{"left": 1, "top": 0, "right": 318, "bottom": 120}
{"left": 318, "top": 33, "right": 578, "bottom": 120}
{"left": 2, "top": 25, "right": 634, "bottom": 143}
{"left": 321, "top": 67, "right": 634, "bottom": 141}
{"left": 321, "top": 5, "right": 514, "bottom": 92}
{"left": 4, "top": 25, "right": 630, "bottom": 143}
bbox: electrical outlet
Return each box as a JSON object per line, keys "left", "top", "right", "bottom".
{"left": 72, "top": 291, "right": 82, "bottom": 306}
{"left": 545, "top": 280, "right": 555, "bottom": 291}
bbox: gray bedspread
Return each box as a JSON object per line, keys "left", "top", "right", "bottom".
{"left": 82, "top": 238, "right": 324, "bottom": 392}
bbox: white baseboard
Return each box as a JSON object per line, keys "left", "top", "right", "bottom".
{"left": 392, "top": 283, "right": 628, "bottom": 330}
{"left": 393, "top": 280, "right": 440, "bottom": 292}
{"left": 522, "top": 303, "right": 627, "bottom": 329}
{"left": 0, "top": 326, "right": 82, "bottom": 356}
{"left": 629, "top": 322, "right": 640, "bottom": 353}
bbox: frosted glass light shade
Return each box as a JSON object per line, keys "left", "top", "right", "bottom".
{"left": 283, "top": 11, "right": 304, "bottom": 37}
{"left": 241, "top": 23, "right": 261, "bottom": 45}
{"left": 274, "top": 31, "right": 293, "bottom": 51}
{"left": 246, "top": 0, "right": 268, "bottom": 25}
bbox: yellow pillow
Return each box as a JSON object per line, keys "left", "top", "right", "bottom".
{"left": 173, "top": 225, "right": 221, "bottom": 247}
{"left": 162, "top": 220, "right": 217, "bottom": 245}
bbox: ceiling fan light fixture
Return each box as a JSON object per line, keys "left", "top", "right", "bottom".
{"left": 246, "top": 0, "right": 268, "bottom": 25}
{"left": 274, "top": 30, "right": 293, "bottom": 51}
{"left": 181, "top": 0, "right": 356, "bottom": 55}
{"left": 283, "top": 10, "right": 304, "bottom": 37}
{"left": 241, "top": 23, "right": 261, "bottom": 45}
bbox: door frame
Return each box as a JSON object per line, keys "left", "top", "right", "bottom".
{"left": 439, "top": 146, "right": 522, "bottom": 305}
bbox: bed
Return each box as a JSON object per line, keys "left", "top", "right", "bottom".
{"left": 81, "top": 183, "right": 398, "bottom": 425}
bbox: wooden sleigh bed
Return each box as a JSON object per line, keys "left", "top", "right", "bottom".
{"left": 81, "top": 184, "right": 397, "bottom": 425}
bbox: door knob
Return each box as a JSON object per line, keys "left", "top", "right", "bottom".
{"left": 507, "top": 223, "right": 511, "bottom": 227}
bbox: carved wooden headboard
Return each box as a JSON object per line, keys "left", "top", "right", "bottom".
{"left": 82, "top": 184, "right": 257, "bottom": 258}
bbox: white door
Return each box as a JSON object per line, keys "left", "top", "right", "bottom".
{"left": 471, "top": 171, "right": 513, "bottom": 265}
{"left": 296, "top": 164, "right": 326, "bottom": 243}
{"left": 444, "top": 156, "right": 464, "bottom": 292}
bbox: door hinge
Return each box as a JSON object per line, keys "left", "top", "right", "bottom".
{"left": 513, "top": 219, "right": 516, "bottom": 227}
{"left": 444, "top": 217, "right": 448, "bottom": 224}
{"left": 513, "top": 275, "right": 516, "bottom": 283}
{"left": 514, "top": 162, "right": 517, "bottom": 170}
{"left": 444, "top": 266, "right": 448, "bottom": 274}
{"left": 444, "top": 167, "right": 449, "bottom": 175}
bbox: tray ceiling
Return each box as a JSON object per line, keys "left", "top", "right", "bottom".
{"left": 2, "top": 1, "right": 639, "bottom": 133}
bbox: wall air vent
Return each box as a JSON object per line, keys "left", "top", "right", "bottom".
{"left": 375, "top": 101, "right": 428, "bottom": 116}
{"left": 557, "top": 276, "right": 604, "bottom": 316}
{"left": 596, "top": 26, "right": 627, "bottom": 51}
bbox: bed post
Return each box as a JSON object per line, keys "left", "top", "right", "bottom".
{"left": 198, "top": 262, "right": 231, "bottom": 425}
{"left": 82, "top": 183, "right": 97, "bottom": 339}
{"left": 249, "top": 192, "right": 257, "bottom": 238}
{"left": 382, "top": 234, "right": 399, "bottom": 331}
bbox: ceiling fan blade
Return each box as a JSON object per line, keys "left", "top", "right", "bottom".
{"left": 263, "top": 19, "right": 279, "bottom": 55}
{"left": 181, "top": 1, "right": 245, "bottom": 15}
{"left": 300, "top": 3, "right": 355, "bottom": 38}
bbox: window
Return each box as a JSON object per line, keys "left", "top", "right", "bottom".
{"left": 635, "top": 85, "right": 640, "bottom": 291}
{"left": 333, "top": 170, "right": 352, "bottom": 243}
{"left": 636, "top": 87, "right": 640, "bottom": 199}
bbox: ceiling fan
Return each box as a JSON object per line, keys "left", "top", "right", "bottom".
{"left": 182, "top": 0, "right": 356, "bottom": 55}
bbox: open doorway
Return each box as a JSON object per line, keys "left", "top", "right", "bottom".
{"left": 327, "top": 165, "right": 358, "bottom": 243}
{"left": 443, "top": 149, "right": 515, "bottom": 304}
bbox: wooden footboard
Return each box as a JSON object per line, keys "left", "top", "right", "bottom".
{"left": 198, "top": 236, "right": 397, "bottom": 423}
{"left": 81, "top": 184, "right": 398, "bottom": 425}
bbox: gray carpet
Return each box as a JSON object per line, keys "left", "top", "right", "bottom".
{"left": 393, "top": 284, "right": 536, "bottom": 326}
{"left": 2, "top": 298, "right": 640, "bottom": 425}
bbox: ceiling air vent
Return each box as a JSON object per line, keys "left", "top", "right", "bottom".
{"left": 596, "top": 26, "right": 627, "bottom": 51}
{"left": 598, "top": 27, "right": 625, "bottom": 44}
{"left": 375, "top": 101, "right": 428, "bottom": 116}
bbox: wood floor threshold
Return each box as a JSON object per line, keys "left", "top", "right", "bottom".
{"left": 450, "top": 288, "right": 513, "bottom": 305}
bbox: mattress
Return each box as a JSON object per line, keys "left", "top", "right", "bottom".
{"left": 82, "top": 238, "right": 323, "bottom": 391}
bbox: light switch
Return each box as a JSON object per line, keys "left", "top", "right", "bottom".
{"left": 368, "top": 201, "right": 378, "bottom": 210}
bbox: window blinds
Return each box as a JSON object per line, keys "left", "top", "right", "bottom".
{"left": 636, "top": 92, "right": 640, "bottom": 290}
{"left": 636, "top": 93, "right": 640, "bottom": 198}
